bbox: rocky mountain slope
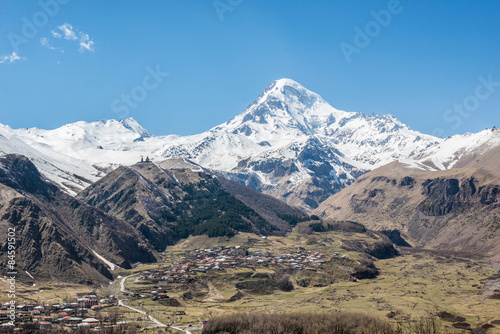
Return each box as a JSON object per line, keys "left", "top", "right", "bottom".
{"left": 0, "top": 154, "right": 158, "bottom": 284}
{"left": 313, "top": 145, "right": 500, "bottom": 262}
{"left": 77, "top": 158, "right": 304, "bottom": 250}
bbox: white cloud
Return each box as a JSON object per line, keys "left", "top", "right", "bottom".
{"left": 50, "top": 23, "right": 95, "bottom": 53}
{"left": 0, "top": 51, "right": 26, "bottom": 64}
{"left": 78, "top": 33, "right": 95, "bottom": 53}
{"left": 53, "top": 23, "right": 78, "bottom": 40}
{"left": 40, "top": 37, "right": 64, "bottom": 52}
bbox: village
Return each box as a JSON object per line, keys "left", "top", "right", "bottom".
{"left": 140, "top": 245, "right": 345, "bottom": 283}
{"left": 0, "top": 246, "right": 348, "bottom": 331}
{"left": 0, "top": 294, "right": 127, "bottom": 331}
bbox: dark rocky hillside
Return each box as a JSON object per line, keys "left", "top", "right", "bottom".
{"left": 418, "top": 177, "right": 499, "bottom": 215}
{"left": 0, "top": 154, "right": 158, "bottom": 284}
{"left": 78, "top": 159, "right": 303, "bottom": 250}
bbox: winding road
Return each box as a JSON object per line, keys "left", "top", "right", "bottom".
{"left": 117, "top": 274, "right": 166, "bottom": 328}
{"left": 117, "top": 274, "right": 199, "bottom": 333}
{"left": 171, "top": 326, "right": 196, "bottom": 334}
{"left": 118, "top": 299, "right": 166, "bottom": 328}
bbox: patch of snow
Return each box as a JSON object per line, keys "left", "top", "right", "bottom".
{"left": 25, "top": 271, "right": 35, "bottom": 280}
{"left": 91, "top": 250, "right": 119, "bottom": 271}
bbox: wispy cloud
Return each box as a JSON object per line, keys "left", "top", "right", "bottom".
{"left": 78, "top": 33, "right": 95, "bottom": 53}
{"left": 50, "top": 22, "right": 95, "bottom": 53}
{"left": 52, "top": 23, "right": 78, "bottom": 40}
{"left": 40, "top": 37, "right": 64, "bottom": 52}
{"left": 0, "top": 51, "right": 26, "bottom": 64}
{"left": 51, "top": 30, "right": 62, "bottom": 38}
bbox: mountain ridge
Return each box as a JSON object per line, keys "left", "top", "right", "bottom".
{"left": 0, "top": 79, "right": 498, "bottom": 210}
{"left": 0, "top": 154, "right": 159, "bottom": 284}
{"left": 313, "top": 150, "right": 500, "bottom": 262}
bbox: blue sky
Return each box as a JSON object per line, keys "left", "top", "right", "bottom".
{"left": 0, "top": 0, "right": 499, "bottom": 138}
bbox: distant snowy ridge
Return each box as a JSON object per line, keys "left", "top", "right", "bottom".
{"left": 1, "top": 79, "right": 498, "bottom": 209}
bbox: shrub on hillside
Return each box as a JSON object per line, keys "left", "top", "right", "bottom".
{"left": 352, "top": 259, "right": 379, "bottom": 279}
{"left": 278, "top": 274, "right": 294, "bottom": 292}
{"left": 367, "top": 241, "right": 399, "bottom": 259}
{"left": 203, "top": 312, "right": 393, "bottom": 334}
{"left": 203, "top": 312, "right": 446, "bottom": 334}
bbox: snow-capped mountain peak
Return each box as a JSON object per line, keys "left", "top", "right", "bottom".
{"left": 264, "top": 78, "right": 322, "bottom": 106}
{"left": 15, "top": 117, "right": 150, "bottom": 149}
{"left": 119, "top": 117, "right": 152, "bottom": 138}
{"left": 220, "top": 78, "right": 354, "bottom": 144}
{"left": 246, "top": 78, "right": 344, "bottom": 120}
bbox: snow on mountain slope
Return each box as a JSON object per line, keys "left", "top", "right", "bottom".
{"left": 417, "top": 127, "right": 500, "bottom": 170}
{"left": 0, "top": 119, "right": 154, "bottom": 195}
{"left": 1, "top": 79, "right": 498, "bottom": 209}
{"left": 14, "top": 118, "right": 150, "bottom": 163}
{"left": 0, "top": 126, "right": 100, "bottom": 195}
